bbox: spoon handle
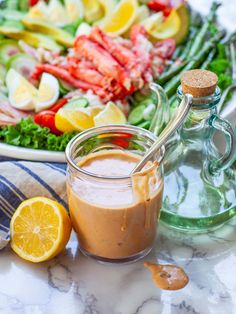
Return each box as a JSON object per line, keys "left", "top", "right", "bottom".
{"left": 131, "top": 94, "right": 193, "bottom": 174}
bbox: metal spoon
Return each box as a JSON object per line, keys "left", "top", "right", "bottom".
{"left": 131, "top": 93, "right": 193, "bottom": 174}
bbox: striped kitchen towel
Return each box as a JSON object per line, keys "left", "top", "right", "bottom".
{"left": 0, "top": 157, "right": 67, "bottom": 249}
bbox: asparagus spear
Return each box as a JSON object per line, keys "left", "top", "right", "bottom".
{"left": 164, "top": 30, "right": 226, "bottom": 97}
{"left": 188, "top": 2, "right": 221, "bottom": 59}
{"left": 201, "top": 48, "right": 216, "bottom": 69}
{"left": 172, "top": 45, "right": 184, "bottom": 61}
{"left": 158, "top": 28, "right": 198, "bottom": 85}
{"left": 158, "top": 62, "right": 187, "bottom": 85}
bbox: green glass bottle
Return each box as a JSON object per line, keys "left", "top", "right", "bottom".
{"left": 161, "top": 69, "right": 236, "bottom": 232}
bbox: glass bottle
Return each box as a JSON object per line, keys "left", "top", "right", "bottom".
{"left": 161, "top": 70, "right": 236, "bottom": 232}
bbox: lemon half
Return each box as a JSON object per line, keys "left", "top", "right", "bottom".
{"left": 10, "top": 197, "right": 72, "bottom": 263}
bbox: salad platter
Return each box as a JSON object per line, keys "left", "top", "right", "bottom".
{"left": 0, "top": 0, "right": 234, "bottom": 162}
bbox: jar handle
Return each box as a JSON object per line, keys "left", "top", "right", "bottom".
{"left": 208, "top": 114, "right": 236, "bottom": 174}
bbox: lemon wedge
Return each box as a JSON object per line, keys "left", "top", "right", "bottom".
{"left": 95, "top": 0, "right": 117, "bottom": 26}
{"left": 101, "top": 0, "right": 138, "bottom": 37}
{"left": 141, "top": 12, "right": 163, "bottom": 33}
{"left": 172, "top": 4, "right": 190, "bottom": 44}
{"left": 94, "top": 102, "right": 127, "bottom": 127}
{"left": 64, "top": 0, "right": 84, "bottom": 23}
{"left": 55, "top": 102, "right": 94, "bottom": 132}
{"left": 36, "top": 73, "right": 59, "bottom": 112}
{"left": 28, "top": 1, "right": 48, "bottom": 20}
{"left": 149, "top": 9, "right": 181, "bottom": 40}
{"left": 82, "top": 0, "right": 103, "bottom": 23}
{"left": 10, "top": 197, "right": 72, "bottom": 263}
{"left": 6, "top": 69, "right": 37, "bottom": 111}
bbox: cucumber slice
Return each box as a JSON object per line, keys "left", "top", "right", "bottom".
{"left": 67, "top": 98, "right": 89, "bottom": 108}
{"left": 133, "top": 90, "right": 149, "bottom": 103}
{"left": 18, "top": 0, "right": 29, "bottom": 12}
{"left": 128, "top": 105, "right": 146, "bottom": 125}
{"left": 6, "top": 53, "right": 37, "bottom": 80}
{"left": 2, "top": 20, "right": 24, "bottom": 30}
{"left": 6, "top": 0, "right": 18, "bottom": 10}
{"left": 0, "top": 10, "right": 26, "bottom": 20}
{"left": 143, "top": 103, "right": 156, "bottom": 121}
{"left": 139, "top": 98, "right": 155, "bottom": 107}
{"left": 59, "top": 79, "right": 74, "bottom": 94}
{"left": 0, "top": 39, "right": 21, "bottom": 64}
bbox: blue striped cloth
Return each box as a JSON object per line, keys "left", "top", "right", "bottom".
{"left": 0, "top": 156, "right": 67, "bottom": 249}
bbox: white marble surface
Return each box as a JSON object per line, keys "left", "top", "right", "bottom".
{"left": 1, "top": 219, "right": 236, "bottom": 314}
{"left": 0, "top": 1, "right": 236, "bottom": 314}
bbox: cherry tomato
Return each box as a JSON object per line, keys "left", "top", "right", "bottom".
{"left": 50, "top": 98, "right": 68, "bottom": 113}
{"left": 148, "top": 0, "right": 171, "bottom": 12}
{"left": 155, "top": 38, "right": 176, "bottom": 59}
{"left": 29, "top": 0, "right": 39, "bottom": 6}
{"left": 34, "top": 111, "right": 61, "bottom": 135}
{"left": 162, "top": 6, "right": 172, "bottom": 16}
{"left": 29, "top": 0, "right": 48, "bottom": 5}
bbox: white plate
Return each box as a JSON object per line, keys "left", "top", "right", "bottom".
{"left": 0, "top": 0, "right": 235, "bottom": 162}
{"left": 0, "top": 142, "right": 66, "bottom": 162}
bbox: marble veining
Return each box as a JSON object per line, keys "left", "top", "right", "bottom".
{"left": 0, "top": 0, "right": 236, "bottom": 313}
{"left": 1, "top": 217, "right": 236, "bottom": 314}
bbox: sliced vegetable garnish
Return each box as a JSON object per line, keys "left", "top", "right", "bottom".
{"left": 34, "top": 110, "right": 61, "bottom": 135}
{"left": 128, "top": 105, "right": 146, "bottom": 125}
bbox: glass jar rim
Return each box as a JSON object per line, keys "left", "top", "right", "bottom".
{"left": 65, "top": 125, "right": 165, "bottom": 181}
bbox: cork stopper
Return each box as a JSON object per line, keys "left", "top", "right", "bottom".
{"left": 181, "top": 69, "right": 218, "bottom": 97}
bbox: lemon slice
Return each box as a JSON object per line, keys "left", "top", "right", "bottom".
{"left": 10, "top": 197, "right": 72, "bottom": 263}
{"left": 55, "top": 102, "right": 94, "bottom": 132}
{"left": 94, "top": 102, "right": 127, "bottom": 127}
{"left": 149, "top": 9, "right": 181, "bottom": 40}
{"left": 6, "top": 68, "right": 37, "bottom": 111}
{"left": 82, "top": 0, "right": 104, "bottom": 23}
{"left": 64, "top": 0, "right": 84, "bottom": 23}
{"left": 95, "top": 0, "right": 117, "bottom": 26}
{"left": 101, "top": 0, "right": 138, "bottom": 37}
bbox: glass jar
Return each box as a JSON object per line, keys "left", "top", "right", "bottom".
{"left": 162, "top": 85, "right": 236, "bottom": 232}
{"left": 66, "top": 125, "right": 165, "bottom": 263}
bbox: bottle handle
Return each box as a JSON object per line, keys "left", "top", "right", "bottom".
{"left": 208, "top": 114, "right": 236, "bottom": 174}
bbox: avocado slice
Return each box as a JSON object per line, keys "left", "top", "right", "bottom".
{"left": 173, "top": 4, "right": 190, "bottom": 44}
{"left": 22, "top": 17, "right": 74, "bottom": 48}
{"left": 0, "top": 26, "right": 63, "bottom": 52}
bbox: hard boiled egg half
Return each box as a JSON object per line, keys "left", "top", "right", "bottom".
{"left": 6, "top": 69, "right": 59, "bottom": 112}
{"left": 6, "top": 69, "right": 37, "bottom": 111}
{"left": 35, "top": 73, "right": 59, "bottom": 112}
